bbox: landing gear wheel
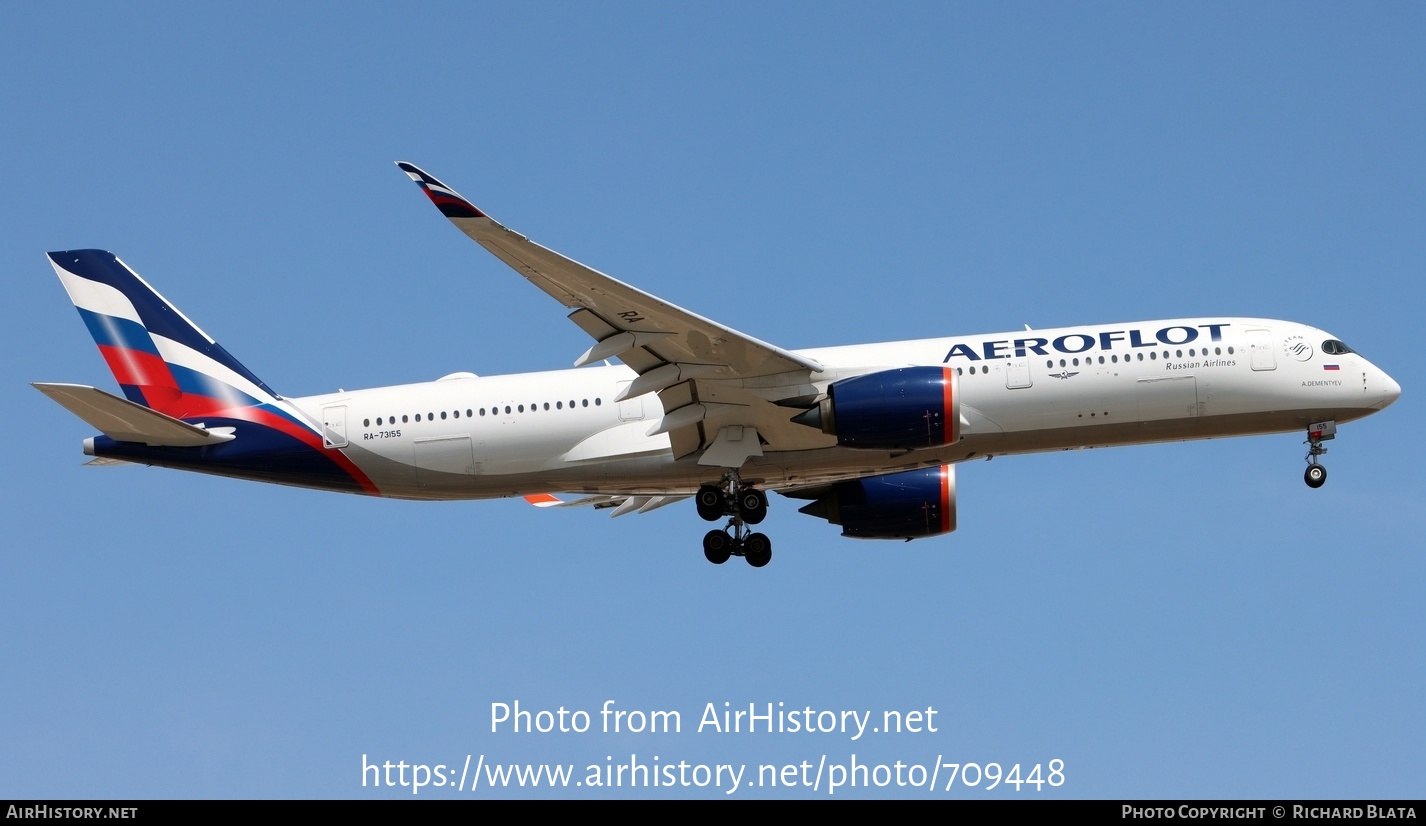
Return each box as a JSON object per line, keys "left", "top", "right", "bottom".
{"left": 1303, "top": 421, "right": 1334, "bottom": 490}
{"left": 696, "top": 485, "right": 725, "bottom": 521}
{"left": 744, "top": 533, "right": 772, "bottom": 568}
{"left": 695, "top": 472, "right": 775, "bottom": 569}
{"left": 737, "top": 488, "right": 768, "bottom": 525}
{"left": 702, "top": 530, "right": 732, "bottom": 564}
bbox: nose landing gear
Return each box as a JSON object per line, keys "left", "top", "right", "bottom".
{"left": 697, "top": 472, "right": 773, "bottom": 567}
{"left": 1304, "top": 421, "right": 1335, "bottom": 489}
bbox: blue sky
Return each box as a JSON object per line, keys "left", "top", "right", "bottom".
{"left": 3, "top": 3, "right": 1422, "bottom": 799}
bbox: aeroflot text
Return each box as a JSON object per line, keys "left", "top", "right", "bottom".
{"left": 944, "top": 324, "right": 1230, "bottom": 362}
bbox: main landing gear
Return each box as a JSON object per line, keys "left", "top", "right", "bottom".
{"left": 697, "top": 471, "right": 772, "bottom": 567}
{"left": 1303, "top": 420, "right": 1335, "bottom": 489}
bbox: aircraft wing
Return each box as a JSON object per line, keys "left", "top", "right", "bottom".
{"left": 398, "top": 162, "right": 832, "bottom": 463}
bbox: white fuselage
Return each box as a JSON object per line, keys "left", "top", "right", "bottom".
{"left": 290, "top": 317, "right": 1399, "bottom": 500}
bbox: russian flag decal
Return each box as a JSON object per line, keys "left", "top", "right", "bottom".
{"left": 1323, "top": 364, "right": 1340, "bottom": 371}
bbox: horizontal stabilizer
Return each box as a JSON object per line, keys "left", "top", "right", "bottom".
{"left": 33, "top": 383, "right": 237, "bottom": 447}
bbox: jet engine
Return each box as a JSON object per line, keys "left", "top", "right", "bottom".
{"left": 791, "top": 465, "right": 956, "bottom": 539}
{"left": 793, "top": 366, "right": 959, "bottom": 449}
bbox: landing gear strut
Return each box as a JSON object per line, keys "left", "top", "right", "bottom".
{"left": 1304, "top": 421, "right": 1335, "bottom": 489}
{"left": 697, "top": 471, "right": 772, "bottom": 567}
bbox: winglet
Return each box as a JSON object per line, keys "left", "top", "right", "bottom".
{"left": 395, "top": 162, "right": 487, "bottom": 219}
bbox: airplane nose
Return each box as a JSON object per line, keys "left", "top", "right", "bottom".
{"left": 1377, "top": 370, "right": 1401, "bottom": 409}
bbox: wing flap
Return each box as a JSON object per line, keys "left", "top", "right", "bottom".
{"left": 567, "top": 309, "right": 664, "bottom": 373}
{"left": 522, "top": 492, "right": 690, "bottom": 515}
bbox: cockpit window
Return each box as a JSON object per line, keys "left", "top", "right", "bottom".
{"left": 1322, "top": 339, "right": 1354, "bottom": 356}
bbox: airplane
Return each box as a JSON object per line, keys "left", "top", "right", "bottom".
{"left": 34, "top": 162, "right": 1401, "bottom": 568}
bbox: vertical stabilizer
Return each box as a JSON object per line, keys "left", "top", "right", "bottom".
{"left": 47, "top": 250, "right": 280, "bottom": 418}
{"left": 42, "top": 250, "right": 379, "bottom": 495}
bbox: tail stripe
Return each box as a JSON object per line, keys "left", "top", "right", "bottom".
{"left": 72, "top": 298, "right": 181, "bottom": 408}
{"left": 99, "top": 346, "right": 182, "bottom": 408}
{"left": 53, "top": 261, "right": 145, "bottom": 325}
{"left": 76, "top": 307, "right": 156, "bottom": 355}
{"left": 150, "top": 335, "right": 271, "bottom": 410}
{"left": 49, "top": 249, "right": 382, "bottom": 496}
{"left": 50, "top": 251, "right": 277, "bottom": 397}
{"left": 156, "top": 362, "right": 265, "bottom": 416}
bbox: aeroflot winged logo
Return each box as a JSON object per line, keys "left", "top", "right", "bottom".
{"left": 941, "top": 323, "right": 1230, "bottom": 362}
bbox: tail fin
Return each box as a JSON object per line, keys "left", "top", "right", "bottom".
{"left": 47, "top": 250, "right": 281, "bottom": 419}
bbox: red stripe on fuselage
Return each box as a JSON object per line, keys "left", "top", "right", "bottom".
{"left": 229, "top": 406, "right": 381, "bottom": 495}
{"left": 125, "top": 393, "right": 383, "bottom": 496}
{"left": 95, "top": 342, "right": 379, "bottom": 495}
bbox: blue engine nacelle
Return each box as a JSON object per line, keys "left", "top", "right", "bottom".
{"left": 792, "top": 465, "right": 957, "bottom": 540}
{"left": 793, "top": 366, "right": 960, "bottom": 449}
